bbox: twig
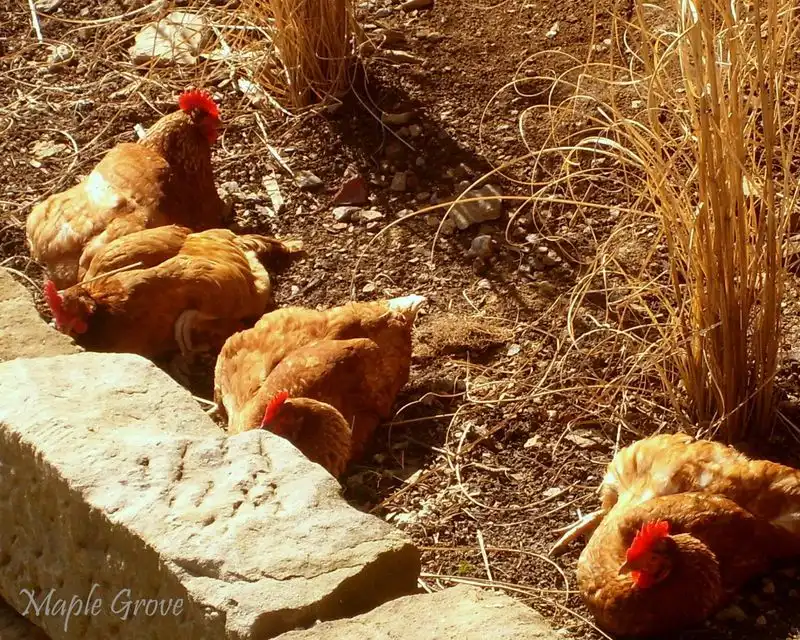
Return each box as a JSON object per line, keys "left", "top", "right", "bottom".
{"left": 476, "top": 529, "right": 494, "bottom": 583}
{"left": 27, "top": 0, "right": 43, "bottom": 42}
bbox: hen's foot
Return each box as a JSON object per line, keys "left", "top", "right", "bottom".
{"left": 549, "top": 509, "right": 605, "bottom": 556}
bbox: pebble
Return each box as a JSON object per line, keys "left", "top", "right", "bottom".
{"left": 401, "top": 0, "right": 433, "bottom": 10}
{"left": 362, "top": 282, "right": 376, "bottom": 293}
{"left": 47, "top": 44, "right": 72, "bottom": 68}
{"left": 35, "top": 0, "right": 64, "bottom": 12}
{"left": 381, "top": 111, "right": 414, "bottom": 125}
{"left": 546, "top": 22, "right": 560, "bottom": 39}
{"left": 449, "top": 184, "right": 504, "bottom": 230}
{"left": 332, "top": 206, "right": 360, "bottom": 222}
{"left": 294, "top": 170, "right": 323, "bottom": 190}
{"left": 716, "top": 605, "right": 747, "bottom": 623}
{"left": 390, "top": 172, "right": 407, "bottom": 192}
{"left": 467, "top": 234, "right": 495, "bottom": 259}
{"left": 360, "top": 209, "right": 385, "bottom": 222}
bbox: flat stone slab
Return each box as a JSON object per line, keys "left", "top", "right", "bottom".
{"left": 0, "top": 352, "right": 420, "bottom": 640}
{"left": 277, "top": 585, "right": 560, "bottom": 639}
{"left": 0, "top": 270, "right": 79, "bottom": 362}
{"left": 0, "top": 604, "right": 49, "bottom": 640}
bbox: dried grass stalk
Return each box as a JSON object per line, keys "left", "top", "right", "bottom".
{"left": 239, "top": 0, "right": 359, "bottom": 108}
{"left": 509, "top": 0, "right": 800, "bottom": 441}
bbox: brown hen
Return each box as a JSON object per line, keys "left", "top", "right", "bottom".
{"left": 214, "top": 295, "right": 426, "bottom": 477}
{"left": 26, "top": 90, "right": 226, "bottom": 288}
{"left": 551, "top": 432, "right": 800, "bottom": 555}
{"left": 43, "top": 225, "right": 302, "bottom": 359}
{"left": 577, "top": 492, "right": 800, "bottom": 637}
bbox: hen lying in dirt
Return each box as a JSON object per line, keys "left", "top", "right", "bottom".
{"left": 43, "top": 224, "right": 302, "bottom": 360}
{"left": 560, "top": 433, "right": 800, "bottom": 636}
{"left": 214, "top": 295, "right": 426, "bottom": 477}
{"left": 26, "top": 89, "right": 226, "bottom": 289}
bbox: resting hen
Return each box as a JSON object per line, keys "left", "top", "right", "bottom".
{"left": 214, "top": 295, "right": 426, "bottom": 477}
{"left": 551, "top": 432, "right": 800, "bottom": 554}
{"left": 43, "top": 225, "right": 302, "bottom": 359}
{"left": 26, "top": 89, "right": 226, "bottom": 289}
{"left": 577, "top": 492, "right": 800, "bottom": 637}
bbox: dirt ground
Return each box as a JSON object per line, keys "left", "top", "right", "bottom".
{"left": 4, "top": 0, "right": 800, "bottom": 638}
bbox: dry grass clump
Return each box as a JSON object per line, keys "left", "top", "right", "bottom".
{"left": 236, "top": 0, "right": 360, "bottom": 108}
{"left": 504, "top": 0, "right": 800, "bottom": 441}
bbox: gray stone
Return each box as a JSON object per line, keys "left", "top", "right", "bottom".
{"left": 0, "top": 353, "right": 419, "bottom": 640}
{"left": 0, "top": 600, "right": 49, "bottom": 639}
{"left": 332, "top": 206, "right": 360, "bottom": 223}
{"left": 0, "top": 270, "right": 80, "bottom": 363}
{"left": 129, "top": 12, "right": 211, "bottom": 66}
{"left": 294, "top": 170, "right": 323, "bottom": 191}
{"left": 276, "top": 585, "right": 559, "bottom": 639}
{"left": 449, "top": 185, "right": 504, "bottom": 230}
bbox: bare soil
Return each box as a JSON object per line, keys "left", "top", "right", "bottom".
{"left": 4, "top": 0, "right": 800, "bottom": 639}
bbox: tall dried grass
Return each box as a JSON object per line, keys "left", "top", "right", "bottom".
{"left": 237, "top": 0, "right": 359, "bottom": 108}
{"left": 506, "top": 0, "right": 800, "bottom": 441}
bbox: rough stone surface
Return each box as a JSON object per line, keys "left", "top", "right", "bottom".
{"left": 0, "top": 605, "right": 49, "bottom": 640}
{"left": 129, "top": 12, "right": 210, "bottom": 66}
{"left": 0, "top": 270, "right": 79, "bottom": 363}
{"left": 276, "top": 585, "right": 560, "bottom": 639}
{"left": 0, "top": 353, "right": 420, "bottom": 640}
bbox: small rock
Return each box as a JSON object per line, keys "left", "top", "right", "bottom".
{"left": 262, "top": 176, "right": 285, "bottom": 215}
{"left": 47, "top": 43, "right": 72, "bottom": 68}
{"left": 35, "top": 0, "right": 64, "bottom": 12}
{"left": 507, "top": 344, "right": 521, "bottom": 357}
{"left": 716, "top": 605, "right": 747, "bottom": 623}
{"left": 523, "top": 435, "right": 542, "bottom": 449}
{"left": 546, "top": 22, "right": 560, "bottom": 39}
{"left": 295, "top": 170, "right": 323, "bottom": 190}
{"left": 401, "top": 0, "right": 433, "bottom": 9}
{"left": 380, "top": 50, "right": 424, "bottom": 65}
{"left": 564, "top": 433, "right": 599, "bottom": 450}
{"left": 362, "top": 282, "right": 376, "bottom": 293}
{"left": 129, "top": 11, "right": 210, "bottom": 66}
{"left": 381, "top": 112, "right": 414, "bottom": 126}
{"left": 449, "top": 184, "right": 504, "bottom": 230}
{"left": 32, "top": 139, "right": 67, "bottom": 160}
{"left": 360, "top": 210, "right": 385, "bottom": 222}
{"left": 542, "top": 487, "right": 562, "bottom": 498}
{"left": 332, "top": 169, "right": 369, "bottom": 205}
{"left": 390, "top": 172, "right": 407, "bottom": 192}
{"left": 541, "top": 249, "right": 561, "bottom": 267}
{"left": 333, "top": 206, "right": 361, "bottom": 223}
{"left": 467, "top": 235, "right": 495, "bottom": 259}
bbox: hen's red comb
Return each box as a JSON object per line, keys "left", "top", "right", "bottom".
{"left": 43, "top": 280, "right": 66, "bottom": 325}
{"left": 626, "top": 520, "right": 670, "bottom": 562}
{"left": 178, "top": 89, "right": 219, "bottom": 119}
{"left": 262, "top": 390, "right": 290, "bottom": 425}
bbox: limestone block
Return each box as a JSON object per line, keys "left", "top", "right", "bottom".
{"left": 0, "top": 353, "right": 420, "bottom": 640}
{"left": 276, "top": 585, "right": 561, "bottom": 639}
{"left": 0, "top": 271, "right": 79, "bottom": 362}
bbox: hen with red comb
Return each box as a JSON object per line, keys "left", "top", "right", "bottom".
{"left": 26, "top": 87, "right": 227, "bottom": 289}
{"left": 565, "top": 432, "right": 800, "bottom": 637}
{"left": 178, "top": 89, "right": 219, "bottom": 120}
{"left": 214, "top": 295, "right": 426, "bottom": 479}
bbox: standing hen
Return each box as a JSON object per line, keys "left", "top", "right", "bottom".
{"left": 43, "top": 225, "right": 302, "bottom": 359}
{"left": 26, "top": 89, "right": 226, "bottom": 289}
{"left": 577, "top": 492, "right": 800, "bottom": 637}
{"left": 214, "top": 295, "right": 426, "bottom": 477}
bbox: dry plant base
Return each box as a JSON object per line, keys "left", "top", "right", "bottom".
{"left": 513, "top": 0, "right": 800, "bottom": 443}
{"left": 235, "top": 0, "right": 360, "bottom": 108}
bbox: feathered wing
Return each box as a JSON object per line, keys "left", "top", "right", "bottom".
{"left": 81, "top": 225, "right": 191, "bottom": 280}
{"left": 26, "top": 144, "right": 170, "bottom": 288}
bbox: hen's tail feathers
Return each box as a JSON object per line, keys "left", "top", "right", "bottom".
{"left": 386, "top": 294, "right": 427, "bottom": 322}
{"left": 236, "top": 235, "right": 304, "bottom": 264}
